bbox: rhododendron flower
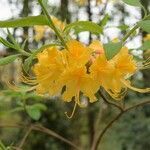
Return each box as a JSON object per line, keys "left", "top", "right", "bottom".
{"left": 33, "top": 46, "right": 66, "bottom": 96}
{"left": 30, "top": 40, "right": 100, "bottom": 118}
{"left": 25, "top": 39, "right": 150, "bottom": 118}
{"left": 59, "top": 41, "right": 99, "bottom": 105}
{"left": 90, "top": 45, "right": 150, "bottom": 100}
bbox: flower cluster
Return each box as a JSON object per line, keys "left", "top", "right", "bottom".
{"left": 31, "top": 40, "right": 150, "bottom": 111}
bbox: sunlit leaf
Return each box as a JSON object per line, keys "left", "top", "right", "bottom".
{"left": 100, "top": 14, "right": 110, "bottom": 27}
{"left": 104, "top": 42, "right": 122, "bottom": 60}
{"left": 0, "top": 15, "right": 49, "bottom": 28}
{"left": 64, "top": 21, "right": 103, "bottom": 35}
{"left": 117, "top": 25, "right": 129, "bottom": 31}
{"left": 122, "top": 0, "right": 142, "bottom": 7}
{"left": 141, "top": 40, "right": 150, "bottom": 50}
{"left": 138, "top": 20, "right": 150, "bottom": 33}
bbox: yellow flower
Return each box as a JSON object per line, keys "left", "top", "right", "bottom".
{"left": 33, "top": 46, "right": 66, "bottom": 96}
{"left": 59, "top": 40, "right": 99, "bottom": 104}
{"left": 31, "top": 40, "right": 100, "bottom": 118}
{"left": 34, "top": 16, "right": 66, "bottom": 41}
{"left": 51, "top": 16, "right": 66, "bottom": 31}
{"left": 60, "top": 66, "right": 98, "bottom": 104}
{"left": 34, "top": 25, "right": 47, "bottom": 41}
{"left": 32, "top": 40, "right": 99, "bottom": 104}
{"left": 144, "top": 34, "right": 150, "bottom": 41}
{"left": 27, "top": 39, "right": 150, "bottom": 118}
{"left": 89, "top": 40, "right": 104, "bottom": 55}
{"left": 66, "top": 40, "right": 91, "bottom": 65}
{"left": 90, "top": 44, "right": 150, "bottom": 100}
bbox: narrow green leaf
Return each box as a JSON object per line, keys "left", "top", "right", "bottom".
{"left": 122, "top": 0, "right": 142, "bottom": 7}
{"left": 64, "top": 21, "right": 103, "bottom": 35}
{"left": 141, "top": 40, "right": 150, "bottom": 50}
{"left": 117, "top": 25, "right": 129, "bottom": 31}
{"left": 23, "top": 56, "right": 33, "bottom": 72}
{"left": 0, "top": 37, "right": 16, "bottom": 49}
{"left": 0, "top": 54, "right": 20, "bottom": 65}
{"left": 0, "top": 141, "right": 7, "bottom": 150}
{"left": 99, "top": 14, "right": 109, "bottom": 27}
{"left": 7, "top": 29, "right": 16, "bottom": 44}
{"left": 26, "top": 106, "right": 41, "bottom": 121}
{"left": 21, "top": 39, "right": 28, "bottom": 49}
{"left": 138, "top": 20, "right": 150, "bottom": 33}
{"left": 7, "top": 29, "right": 21, "bottom": 50}
{"left": 104, "top": 42, "right": 122, "bottom": 60}
{"left": 0, "top": 15, "right": 49, "bottom": 28}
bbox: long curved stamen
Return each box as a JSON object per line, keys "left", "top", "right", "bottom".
{"left": 6, "top": 81, "right": 20, "bottom": 91}
{"left": 65, "top": 102, "right": 77, "bottom": 119}
{"left": 5, "top": 81, "right": 36, "bottom": 92}
{"left": 143, "top": 57, "right": 150, "bottom": 63}
{"left": 105, "top": 88, "right": 127, "bottom": 101}
{"left": 122, "top": 79, "right": 150, "bottom": 93}
{"left": 76, "top": 89, "right": 86, "bottom": 107}
{"left": 20, "top": 75, "right": 37, "bottom": 85}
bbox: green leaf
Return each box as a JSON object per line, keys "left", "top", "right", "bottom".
{"left": 0, "top": 15, "right": 49, "bottom": 28}
{"left": 7, "top": 29, "right": 17, "bottom": 44}
{"left": 122, "top": 0, "right": 142, "bottom": 7}
{"left": 0, "top": 141, "right": 6, "bottom": 150}
{"left": 21, "top": 39, "right": 28, "bottom": 49}
{"left": 23, "top": 56, "right": 33, "bottom": 72}
{"left": 33, "top": 103, "right": 47, "bottom": 111}
{"left": 141, "top": 40, "right": 150, "bottom": 50}
{"left": 26, "top": 103, "right": 47, "bottom": 121}
{"left": 0, "top": 54, "right": 20, "bottom": 65}
{"left": 104, "top": 42, "right": 122, "bottom": 60}
{"left": 0, "top": 37, "right": 16, "bottom": 49}
{"left": 26, "top": 106, "right": 41, "bottom": 121}
{"left": 99, "top": 14, "right": 109, "bottom": 27}
{"left": 138, "top": 20, "right": 150, "bottom": 33}
{"left": 117, "top": 25, "right": 129, "bottom": 31}
{"left": 64, "top": 21, "right": 103, "bottom": 35}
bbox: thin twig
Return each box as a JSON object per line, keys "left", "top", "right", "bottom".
{"left": 91, "top": 112, "right": 123, "bottom": 150}
{"left": 0, "top": 123, "right": 80, "bottom": 150}
{"left": 33, "top": 125, "right": 81, "bottom": 150}
{"left": 91, "top": 99, "right": 150, "bottom": 150}
{"left": 99, "top": 91, "right": 124, "bottom": 112}
{"left": 17, "top": 126, "right": 32, "bottom": 149}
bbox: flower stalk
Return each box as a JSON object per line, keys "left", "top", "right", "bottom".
{"left": 38, "top": 0, "right": 68, "bottom": 49}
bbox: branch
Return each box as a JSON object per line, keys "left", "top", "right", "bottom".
{"left": 0, "top": 123, "right": 80, "bottom": 150}
{"left": 91, "top": 112, "right": 123, "bottom": 150}
{"left": 99, "top": 91, "right": 124, "bottom": 112}
{"left": 17, "top": 126, "right": 32, "bottom": 149}
{"left": 91, "top": 99, "right": 150, "bottom": 150}
{"left": 32, "top": 125, "right": 81, "bottom": 150}
{"left": 125, "top": 100, "right": 150, "bottom": 112}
